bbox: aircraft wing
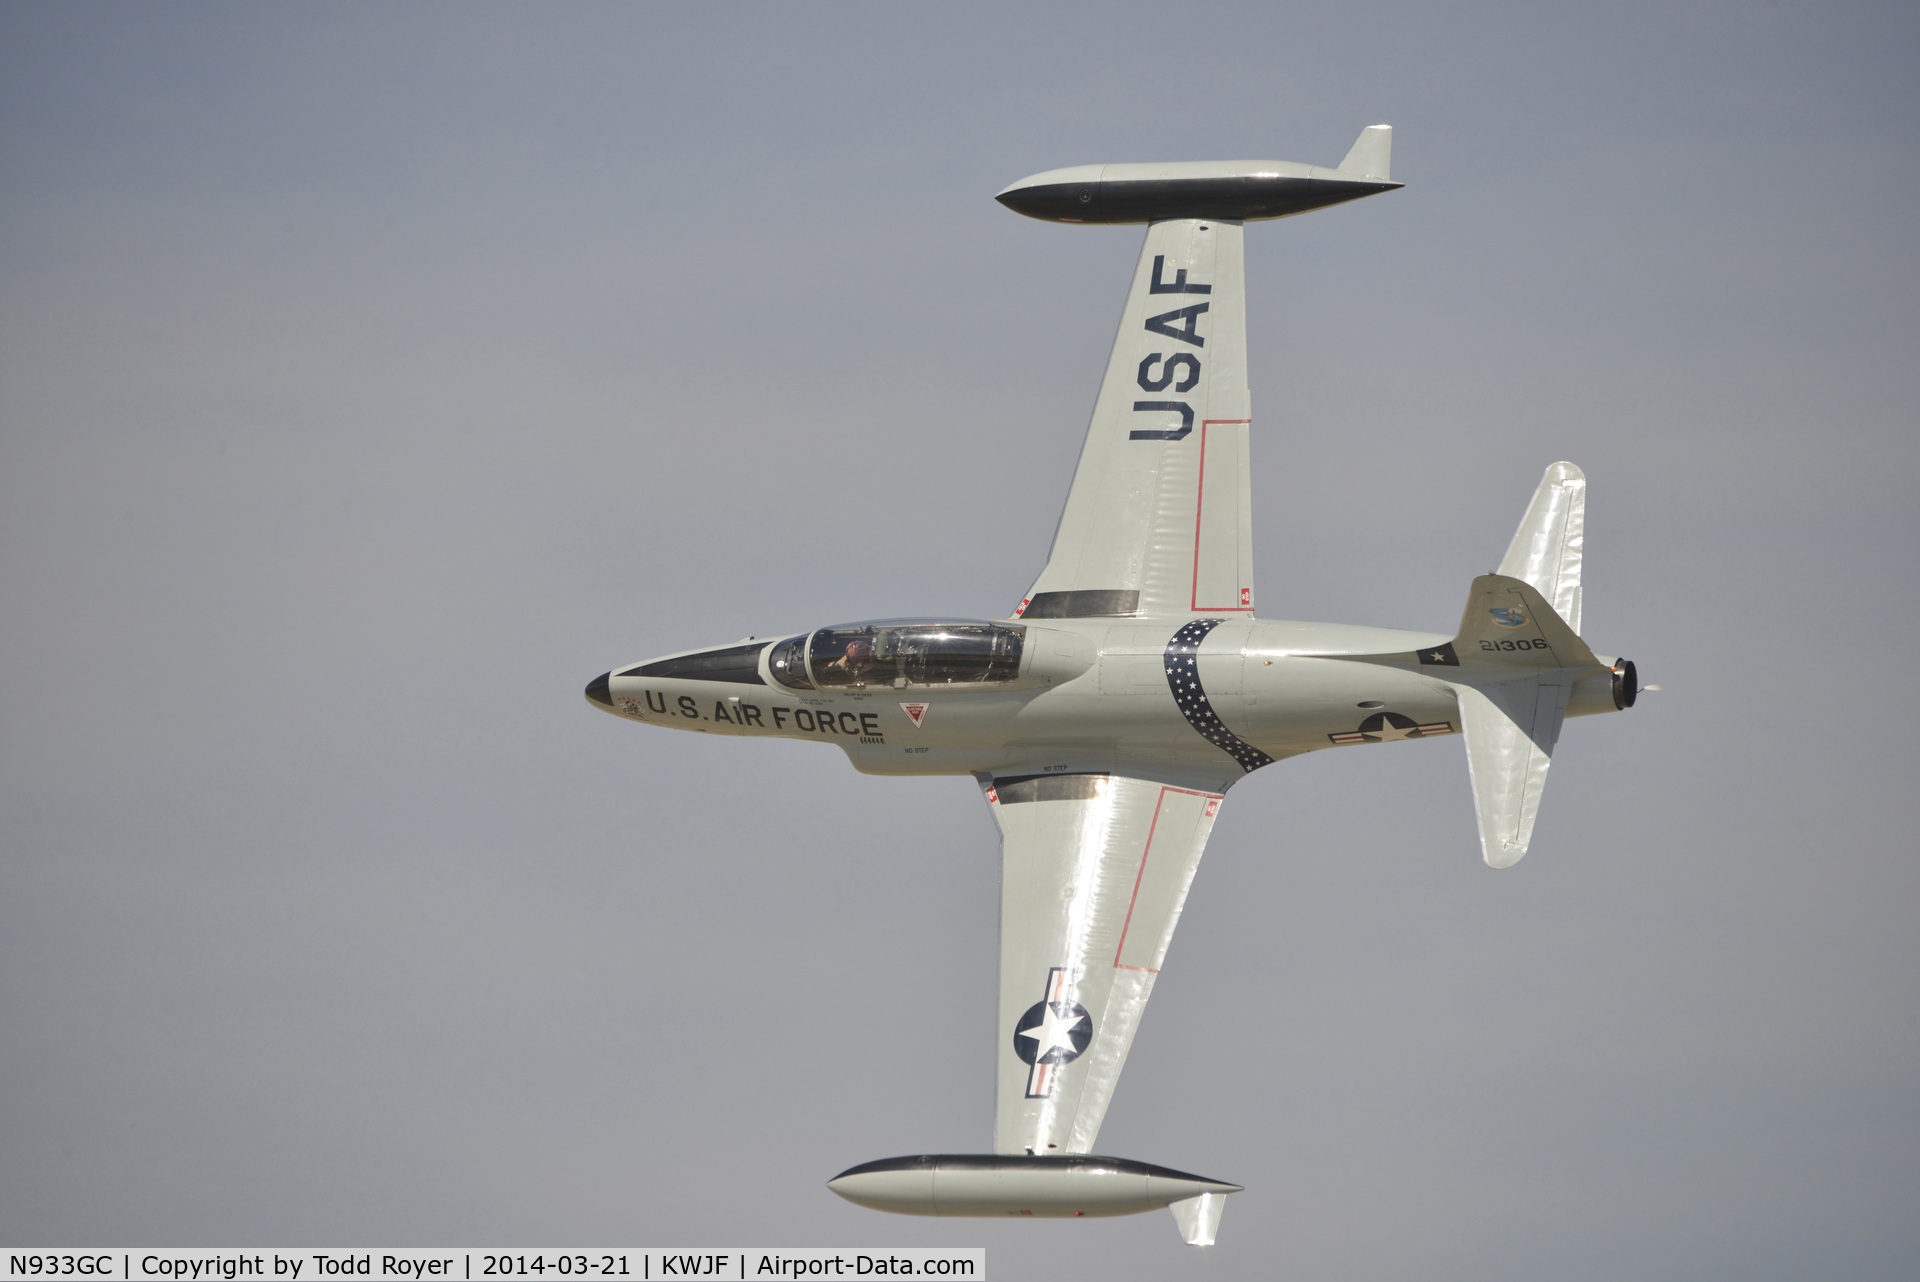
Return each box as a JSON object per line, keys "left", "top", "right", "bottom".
{"left": 1017, "top": 219, "right": 1253, "bottom": 621}
{"left": 983, "top": 771, "right": 1225, "bottom": 1154}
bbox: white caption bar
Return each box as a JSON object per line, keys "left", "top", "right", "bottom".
{"left": 2, "top": 1253, "right": 984, "bottom": 1282}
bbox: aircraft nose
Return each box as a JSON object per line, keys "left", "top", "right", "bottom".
{"left": 585, "top": 672, "right": 613, "bottom": 707}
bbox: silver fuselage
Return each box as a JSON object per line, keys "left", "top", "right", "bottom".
{"left": 589, "top": 618, "right": 1619, "bottom": 792}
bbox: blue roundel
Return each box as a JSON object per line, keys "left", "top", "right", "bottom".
{"left": 1012, "top": 999, "right": 1094, "bottom": 1066}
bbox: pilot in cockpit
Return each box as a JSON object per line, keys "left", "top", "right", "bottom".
{"left": 824, "top": 636, "right": 876, "bottom": 682}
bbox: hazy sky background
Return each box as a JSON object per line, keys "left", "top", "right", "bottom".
{"left": 4, "top": 3, "right": 1916, "bottom": 1278}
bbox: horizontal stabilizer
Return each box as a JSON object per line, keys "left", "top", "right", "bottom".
{"left": 1447, "top": 574, "right": 1610, "bottom": 867}
{"left": 1337, "top": 124, "right": 1392, "bottom": 181}
{"left": 1458, "top": 676, "right": 1570, "bottom": 868}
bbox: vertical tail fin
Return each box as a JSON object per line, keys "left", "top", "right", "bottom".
{"left": 1170, "top": 1191, "right": 1227, "bottom": 1246}
{"left": 1337, "top": 125, "right": 1392, "bottom": 181}
{"left": 1458, "top": 677, "right": 1570, "bottom": 868}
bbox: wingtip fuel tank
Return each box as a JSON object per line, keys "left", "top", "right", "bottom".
{"left": 826, "top": 1154, "right": 1241, "bottom": 1245}
{"left": 995, "top": 124, "right": 1401, "bottom": 224}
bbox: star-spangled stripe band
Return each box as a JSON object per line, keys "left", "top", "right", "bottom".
{"left": 1164, "top": 619, "right": 1274, "bottom": 772}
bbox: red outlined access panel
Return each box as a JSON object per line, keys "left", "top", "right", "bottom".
{"left": 1191, "top": 418, "right": 1254, "bottom": 613}
{"left": 1113, "top": 785, "right": 1224, "bottom": 972}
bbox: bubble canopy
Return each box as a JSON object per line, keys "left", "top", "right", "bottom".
{"left": 769, "top": 620, "right": 1026, "bottom": 692}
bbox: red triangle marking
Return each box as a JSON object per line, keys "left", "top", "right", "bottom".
{"left": 899, "top": 701, "right": 930, "bottom": 728}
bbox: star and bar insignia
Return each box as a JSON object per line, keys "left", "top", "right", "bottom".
{"left": 1014, "top": 967, "right": 1094, "bottom": 1099}
{"left": 1328, "top": 711, "right": 1455, "bottom": 745}
{"left": 1416, "top": 642, "right": 1459, "bottom": 666}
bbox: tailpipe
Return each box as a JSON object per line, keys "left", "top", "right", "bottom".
{"left": 1613, "top": 659, "right": 1639, "bottom": 709}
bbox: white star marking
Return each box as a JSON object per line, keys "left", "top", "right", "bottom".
{"left": 1364, "top": 719, "right": 1420, "bottom": 742}
{"left": 1019, "top": 1003, "right": 1087, "bottom": 1060}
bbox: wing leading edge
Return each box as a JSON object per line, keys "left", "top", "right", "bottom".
{"left": 984, "top": 771, "right": 1225, "bottom": 1155}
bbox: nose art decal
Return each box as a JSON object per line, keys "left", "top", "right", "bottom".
{"left": 1165, "top": 619, "right": 1273, "bottom": 772}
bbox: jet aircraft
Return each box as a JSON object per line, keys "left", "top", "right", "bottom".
{"left": 584, "top": 126, "right": 1639, "bottom": 1245}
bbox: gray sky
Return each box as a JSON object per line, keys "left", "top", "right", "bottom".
{"left": 3, "top": 3, "right": 1916, "bottom": 1277}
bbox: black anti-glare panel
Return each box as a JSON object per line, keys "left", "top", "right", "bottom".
{"left": 623, "top": 642, "right": 767, "bottom": 685}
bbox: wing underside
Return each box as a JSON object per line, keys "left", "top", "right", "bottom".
{"left": 1018, "top": 219, "right": 1254, "bottom": 621}
{"left": 985, "top": 771, "right": 1224, "bottom": 1155}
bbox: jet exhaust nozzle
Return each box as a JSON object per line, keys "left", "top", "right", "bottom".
{"left": 1612, "top": 659, "right": 1638, "bottom": 709}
